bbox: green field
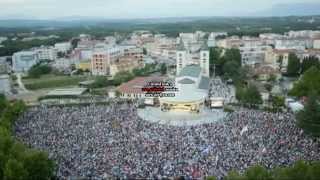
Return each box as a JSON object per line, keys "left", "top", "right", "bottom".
{"left": 23, "top": 75, "right": 92, "bottom": 90}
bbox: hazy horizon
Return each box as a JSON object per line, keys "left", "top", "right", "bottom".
{"left": 0, "top": 0, "right": 319, "bottom": 20}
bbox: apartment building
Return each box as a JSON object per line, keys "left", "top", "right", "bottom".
{"left": 265, "top": 49, "right": 297, "bottom": 73}
{"left": 313, "top": 39, "right": 320, "bottom": 49}
{"left": 275, "top": 39, "right": 308, "bottom": 50}
{"left": 240, "top": 46, "right": 272, "bottom": 66}
{"left": 55, "top": 42, "right": 72, "bottom": 53}
{"left": 33, "top": 46, "right": 57, "bottom": 60}
{"left": 207, "top": 32, "right": 228, "bottom": 47}
{"left": 0, "top": 57, "right": 9, "bottom": 74}
{"left": 91, "top": 46, "right": 123, "bottom": 76}
{"left": 12, "top": 51, "right": 39, "bottom": 72}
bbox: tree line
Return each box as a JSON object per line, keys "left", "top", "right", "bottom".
{"left": 289, "top": 66, "right": 320, "bottom": 137}
{"left": 0, "top": 94, "right": 55, "bottom": 180}
{"left": 209, "top": 47, "right": 262, "bottom": 106}
{"left": 286, "top": 54, "right": 320, "bottom": 77}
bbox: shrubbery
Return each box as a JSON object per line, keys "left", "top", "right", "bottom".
{"left": 28, "top": 63, "right": 52, "bottom": 78}
{"left": 0, "top": 95, "right": 54, "bottom": 179}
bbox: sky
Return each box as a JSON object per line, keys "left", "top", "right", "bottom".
{"left": 0, "top": 0, "right": 319, "bottom": 19}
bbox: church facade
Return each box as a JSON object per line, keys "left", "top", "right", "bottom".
{"left": 159, "top": 38, "right": 210, "bottom": 113}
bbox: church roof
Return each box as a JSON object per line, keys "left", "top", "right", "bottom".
{"left": 178, "top": 65, "right": 201, "bottom": 78}
{"left": 178, "top": 78, "right": 196, "bottom": 84}
{"left": 198, "top": 76, "right": 210, "bottom": 90}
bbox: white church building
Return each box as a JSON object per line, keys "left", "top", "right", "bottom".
{"left": 160, "top": 38, "right": 210, "bottom": 113}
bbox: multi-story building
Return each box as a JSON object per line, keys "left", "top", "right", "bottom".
{"left": 287, "top": 30, "right": 320, "bottom": 39}
{"left": 52, "top": 58, "right": 77, "bottom": 70}
{"left": 12, "top": 51, "right": 39, "bottom": 72}
{"left": 207, "top": 32, "right": 228, "bottom": 47}
{"left": 300, "top": 49, "right": 320, "bottom": 60}
{"left": 275, "top": 39, "right": 308, "bottom": 50}
{"left": 91, "top": 46, "right": 123, "bottom": 76}
{"left": 54, "top": 42, "right": 72, "bottom": 53}
{"left": 33, "top": 46, "right": 57, "bottom": 60}
{"left": 313, "top": 39, "right": 320, "bottom": 49}
{"left": 109, "top": 47, "right": 144, "bottom": 76}
{"left": 105, "top": 36, "right": 117, "bottom": 45}
{"left": 216, "top": 36, "right": 242, "bottom": 49}
{"left": 0, "top": 57, "right": 9, "bottom": 74}
{"left": 123, "top": 47, "right": 143, "bottom": 63}
{"left": 264, "top": 49, "right": 297, "bottom": 73}
{"left": 145, "top": 36, "right": 176, "bottom": 59}
{"left": 240, "top": 46, "right": 272, "bottom": 66}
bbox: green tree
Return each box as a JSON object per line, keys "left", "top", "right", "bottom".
{"left": 0, "top": 127, "right": 13, "bottom": 178}
{"left": 28, "top": 64, "right": 52, "bottom": 78}
{"left": 0, "top": 94, "right": 7, "bottom": 114}
{"left": 0, "top": 96, "right": 55, "bottom": 180}
{"left": 209, "top": 47, "right": 223, "bottom": 76}
{"left": 245, "top": 165, "right": 272, "bottom": 180}
{"left": 301, "top": 56, "right": 320, "bottom": 73}
{"left": 143, "top": 48, "right": 147, "bottom": 55}
{"left": 90, "top": 76, "right": 109, "bottom": 88}
{"left": 206, "top": 176, "right": 217, "bottom": 180}
{"left": 225, "top": 170, "right": 246, "bottom": 180}
{"left": 4, "top": 159, "right": 28, "bottom": 180}
{"left": 307, "top": 161, "right": 320, "bottom": 180}
{"left": 296, "top": 93, "right": 320, "bottom": 137}
{"left": 113, "top": 71, "right": 134, "bottom": 85}
{"left": 267, "top": 74, "right": 277, "bottom": 83}
{"left": 286, "top": 53, "right": 301, "bottom": 76}
{"left": 289, "top": 66, "right": 320, "bottom": 97}
{"left": 271, "top": 95, "right": 285, "bottom": 112}
{"left": 160, "top": 63, "right": 167, "bottom": 75}
{"left": 71, "top": 38, "right": 80, "bottom": 49}
{"left": 224, "top": 48, "right": 241, "bottom": 66}
{"left": 223, "top": 60, "right": 240, "bottom": 80}
{"left": 220, "top": 48, "right": 242, "bottom": 83}
{"left": 236, "top": 84, "right": 262, "bottom": 107}
{"left": 23, "top": 150, "right": 55, "bottom": 180}
{"left": 246, "top": 85, "right": 263, "bottom": 105}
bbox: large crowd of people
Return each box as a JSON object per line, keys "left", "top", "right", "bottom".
{"left": 209, "top": 78, "right": 236, "bottom": 103}
{"left": 15, "top": 102, "right": 320, "bottom": 179}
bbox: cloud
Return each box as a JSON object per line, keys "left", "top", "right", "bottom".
{"left": 0, "top": 0, "right": 319, "bottom": 19}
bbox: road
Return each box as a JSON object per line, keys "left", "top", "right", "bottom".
{"left": 16, "top": 73, "right": 29, "bottom": 93}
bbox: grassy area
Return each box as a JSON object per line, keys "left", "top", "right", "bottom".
{"left": 23, "top": 75, "right": 91, "bottom": 90}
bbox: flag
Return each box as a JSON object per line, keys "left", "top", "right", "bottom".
{"left": 240, "top": 125, "right": 248, "bottom": 136}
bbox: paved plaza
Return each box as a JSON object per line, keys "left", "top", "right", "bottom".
{"left": 137, "top": 106, "right": 227, "bottom": 126}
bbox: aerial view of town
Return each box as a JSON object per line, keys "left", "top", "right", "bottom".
{"left": 0, "top": 0, "right": 320, "bottom": 179}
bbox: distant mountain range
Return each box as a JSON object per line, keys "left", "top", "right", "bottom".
{"left": 0, "top": 3, "right": 319, "bottom": 28}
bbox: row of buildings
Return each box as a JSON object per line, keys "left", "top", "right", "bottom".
{"left": 10, "top": 34, "right": 144, "bottom": 77}
{"left": 6, "top": 30, "right": 320, "bottom": 77}
{"left": 11, "top": 42, "right": 72, "bottom": 72}
{"left": 211, "top": 31, "right": 320, "bottom": 73}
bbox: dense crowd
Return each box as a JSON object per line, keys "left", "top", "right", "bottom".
{"left": 15, "top": 102, "right": 320, "bottom": 179}
{"left": 209, "top": 78, "right": 236, "bottom": 103}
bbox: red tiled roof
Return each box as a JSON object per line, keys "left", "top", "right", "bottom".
{"left": 273, "top": 49, "right": 297, "bottom": 54}
{"left": 117, "top": 76, "right": 166, "bottom": 94}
